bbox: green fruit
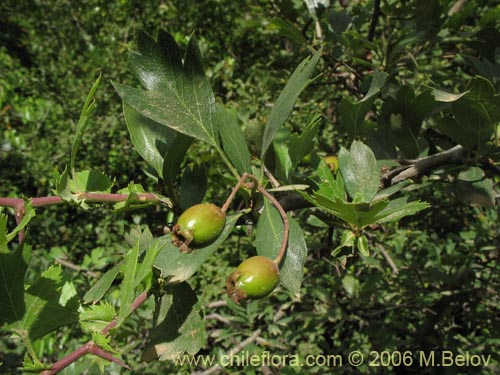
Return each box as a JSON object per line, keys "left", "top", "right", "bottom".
{"left": 173, "top": 203, "right": 226, "bottom": 248}
{"left": 226, "top": 256, "right": 280, "bottom": 304}
{"left": 323, "top": 155, "right": 339, "bottom": 174}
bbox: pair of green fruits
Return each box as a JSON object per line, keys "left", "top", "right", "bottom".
{"left": 172, "top": 203, "right": 279, "bottom": 304}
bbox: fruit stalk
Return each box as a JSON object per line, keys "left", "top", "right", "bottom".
{"left": 222, "top": 173, "right": 289, "bottom": 265}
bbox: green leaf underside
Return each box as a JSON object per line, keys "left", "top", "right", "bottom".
{"left": 80, "top": 302, "right": 116, "bottom": 333}
{"left": 154, "top": 213, "right": 243, "bottom": 283}
{"left": 274, "top": 141, "right": 293, "bottom": 180}
{"left": 435, "top": 77, "right": 500, "bottom": 154}
{"left": 84, "top": 231, "right": 166, "bottom": 305}
{"left": 256, "top": 201, "right": 307, "bottom": 295}
{"left": 261, "top": 49, "right": 322, "bottom": 158}
{"left": 113, "top": 31, "right": 218, "bottom": 147}
{"left": 72, "top": 170, "right": 113, "bottom": 193}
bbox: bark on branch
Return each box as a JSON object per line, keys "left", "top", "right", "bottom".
{"left": 387, "top": 145, "right": 467, "bottom": 185}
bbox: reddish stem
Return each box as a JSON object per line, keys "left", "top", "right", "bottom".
{"left": 40, "top": 343, "right": 92, "bottom": 375}
{"left": 40, "top": 291, "right": 149, "bottom": 375}
{"left": 256, "top": 185, "right": 289, "bottom": 265}
{"left": 221, "top": 173, "right": 289, "bottom": 265}
{"left": 221, "top": 173, "right": 253, "bottom": 213}
{"left": 0, "top": 193, "right": 162, "bottom": 244}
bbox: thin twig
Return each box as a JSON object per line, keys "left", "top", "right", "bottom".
{"left": 204, "top": 313, "right": 231, "bottom": 325}
{"left": 368, "top": 0, "right": 381, "bottom": 42}
{"left": 206, "top": 300, "right": 228, "bottom": 309}
{"left": 0, "top": 193, "right": 165, "bottom": 244}
{"left": 41, "top": 291, "right": 149, "bottom": 375}
{"left": 377, "top": 245, "right": 399, "bottom": 275}
{"left": 221, "top": 173, "right": 290, "bottom": 265}
{"left": 221, "top": 174, "right": 252, "bottom": 213}
{"left": 54, "top": 258, "right": 99, "bottom": 278}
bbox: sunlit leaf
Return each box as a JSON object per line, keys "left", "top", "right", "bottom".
{"left": 339, "top": 141, "right": 379, "bottom": 203}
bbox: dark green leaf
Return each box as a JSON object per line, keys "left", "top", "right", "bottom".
{"left": 143, "top": 283, "right": 204, "bottom": 361}
{"left": 268, "top": 17, "right": 307, "bottom": 45}
{"left": 261, "top": 49, "right": 321, "bottom": 158}
{"left": 113, "top": 31, "right": 219, "bottom": 147}
{"left": 435, "top": 77, "right": 500, "bottom": 155}
{"left": 216, "top": 105, "right": 251, "bottom": 174}
{"left": 162, "top": 133, "right": 194, "bottom": 203}
{"left": 381, "top": 86, "right": 434, "bottom": 158}
{"left": 0, "top": 245, "right": 30, "bottom": 326}
{"left": 288, "top": 114, "right": 321, "bottom": 167}
{"left": 179, "top": 163, "right": 208, "bottom": 211}
{"left": 455, "top": 167, "right": 495, "bottom": 207}
{"left": 338, "top": 72, "right": 388, "bottom": 139}
{"left": 123, "top": 103, "right": 177, "bottom": 179}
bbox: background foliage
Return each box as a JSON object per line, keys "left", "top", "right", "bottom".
{"left": 1, "top": 0, "right": 500, "bottom": 374}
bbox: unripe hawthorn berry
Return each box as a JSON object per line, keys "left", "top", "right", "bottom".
{"left": 226, "top": 255, "right": 280, "bottom": 304}
{"left": 323, "top": 155, "right": 339, "bottom": 174}
{"left": 172, "top": 203, "right": 226, "bottom": 251}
